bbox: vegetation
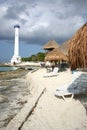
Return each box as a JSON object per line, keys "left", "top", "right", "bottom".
{"left": 22, "top": 52, "right": 45, "bottom": 62}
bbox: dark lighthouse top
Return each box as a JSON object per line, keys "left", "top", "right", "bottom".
{"left": 14, "top": 24, "right": 20, "bottom": 28}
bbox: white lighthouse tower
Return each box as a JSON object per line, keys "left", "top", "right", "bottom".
{"left": 11, "top": 24, "right": 21, "bottom": 64}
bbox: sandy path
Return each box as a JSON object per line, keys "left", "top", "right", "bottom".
{"left": 21, "top": 68, "right": 87, "bottom": 130}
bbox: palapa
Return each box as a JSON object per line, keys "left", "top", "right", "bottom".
{"left": 43, "top": 40, "right": 59, "bottom": 51}
{"left": 68, "top": 23, "right": 87, "bottom": 70}
{"left": 59, "top": 40, "right": 70, "bottom": 56}
{"left": 45, "top": 48, "right": 68, "bottom": 61}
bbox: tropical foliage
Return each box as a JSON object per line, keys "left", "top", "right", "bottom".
{"left": 22, "top": 52, "right": 45, "bottom": 62}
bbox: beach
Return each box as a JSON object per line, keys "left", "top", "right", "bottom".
{"left": 6, "top": 68, "right": 87, "bottom": 130}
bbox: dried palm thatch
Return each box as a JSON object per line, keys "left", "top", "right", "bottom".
{"left": 59, "top": 40, "right": 70, "bottom": 56}
{"left": 43, "top": 40, "right": 59, "bottom": 51}
{"left": 45, "top": 48, "right": 68, "bottom": 61}
{"left": 69, "top": 23, "right": 87, "bottom": 70}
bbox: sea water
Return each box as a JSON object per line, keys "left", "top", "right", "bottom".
{"left": 0, "top": 66, "right": 18, "bottom": 72}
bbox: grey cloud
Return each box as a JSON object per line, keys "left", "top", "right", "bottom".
{"left": 23, "top": 33, "right": 69, "bottom": 46}
{"left": 4, "top": 4, "right": 27, "bottom": 19}
{"left": 65, "top": 0, "right": 87, "bottom": 5}
{"left": 4, "top": 8, "right": 19, "bottom": 19}
{"left": 64, "top": 0, "right": 87, "bottom": 13}
{"left": 0, "top": 26, "right": 14, "bottom": 41}
{"left": 0, "top": 0, "right": 86, "bottom": 46}
{"left": 53, "top": 11, "right": 69, "bottom": 20}
{"left": 4, "top": 3, "right": 30, "bottom": 25}
{"left": 20, "top": 22, "right": 71, "bottom": 45}
{"left": 0, "top": 0, "right": 6, "bottom": 4}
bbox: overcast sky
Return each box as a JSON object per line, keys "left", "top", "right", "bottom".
{"left": 0, "top": 0, "right": 87, "bottom": 62}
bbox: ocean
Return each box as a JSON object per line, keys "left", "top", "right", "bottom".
{"left": 0, "top": 66, "right": 18, "bottom": 72}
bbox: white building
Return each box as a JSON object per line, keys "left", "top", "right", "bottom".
{"left": 11, "top": 24, "right": 21, "bottom": 64}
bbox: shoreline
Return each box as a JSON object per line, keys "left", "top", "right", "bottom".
{"left": 0, "top": 69, "right": 29, "bottom": 80}
{"left": 0, "top": 69, "right": 30, "bottom": 130}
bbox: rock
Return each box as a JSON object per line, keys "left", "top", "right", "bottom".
{"left": 0, "top": 95, "right": 8, "bottom": 103}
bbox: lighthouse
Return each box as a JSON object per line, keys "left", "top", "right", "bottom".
{"left": 11, "top": 24, "right": 21, "bottom": 64}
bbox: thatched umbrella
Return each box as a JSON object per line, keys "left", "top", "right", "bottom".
{"left": 45, "top": 48, "right": 68, "bottom": 62}
{"left": 69, "top": 23, "right": 87, "bottom": 70}
{"left": 43, "top": 40, "right": 59, "bottom": 51}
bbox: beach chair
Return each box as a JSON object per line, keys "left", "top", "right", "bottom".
{"left": 54, "top": 82, "right": 86, "bottom": 101}
{"left": 43, "top": 67, "right": 59, "bottom": 77}
{"left": 54, "top": 79, "right": 80, "bottom": 101}
{"left": 54, "top": 72, "right": 87, "bottom": 100}
{"left": 54, "top": 89, "right": 74, "bottom": 101}
{"left": 54, "top": 82, "right": 74, "bottom": 100}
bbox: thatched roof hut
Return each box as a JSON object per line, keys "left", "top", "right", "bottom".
{"left": 45, "top": 48, "right": 68, "bottom": 61}
{"left": 43, "top": 40, "right": 59, "bottom": 51}
{"left": 69, "top": 23, "right": 87, "bottom": 70}
{"left": 59, "top": 40, "right": 70, "bottom": 56}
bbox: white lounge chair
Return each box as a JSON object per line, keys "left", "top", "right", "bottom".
{"left": 43, "top": 67, "right": 59, "bottom": 77}
{"left": 54, "top": 82, "right": 75, "bottom": 101}
{"left": 54, "top": 72, "right": 87, "bottom": 100}
{"left": 55, "top": 89, "right": 74, "bottom": 101}
{"left": 54, "top": 82, "right": 86, "bottom": 101}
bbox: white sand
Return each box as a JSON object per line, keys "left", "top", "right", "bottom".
{"left": 21, "top": 68, "right": 87, "bottom": 130}
{"left": 16, "top": 61, "right": 41, "bottom": 66}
